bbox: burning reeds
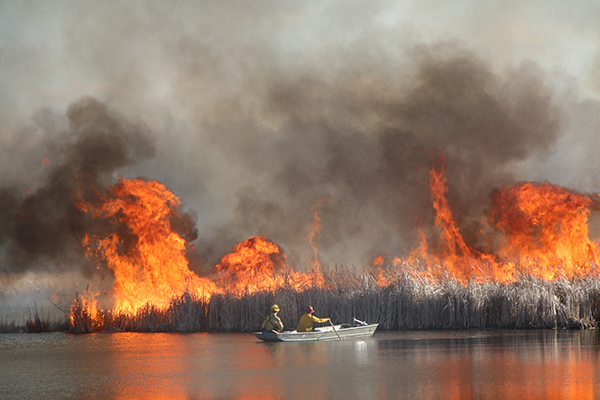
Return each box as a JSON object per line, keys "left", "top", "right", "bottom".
{"left": 65, "top": 265, "right": 600, "bottom": 333}
{"left": 56, "top": 151, "right": 600, "bottom": 334}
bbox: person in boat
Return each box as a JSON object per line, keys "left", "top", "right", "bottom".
{"left": 262, "top": 304, "right": 284, "bottom": 333}
{"left": 296, "top": 306, "right": 330, "bottom": 332}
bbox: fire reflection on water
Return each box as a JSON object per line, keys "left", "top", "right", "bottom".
{"left": 1, "top": 330, "right": 600, "bottom": 399}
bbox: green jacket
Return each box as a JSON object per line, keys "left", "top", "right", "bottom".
{"left": 262, "top": 313, "right": 284, "bottom": 332}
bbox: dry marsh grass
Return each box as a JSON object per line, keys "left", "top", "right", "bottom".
{"left": 0, "top": 303, "right": 68, "bottom": 333}
{"left": 63, "top": 266, "right": 600, "bottom": 333}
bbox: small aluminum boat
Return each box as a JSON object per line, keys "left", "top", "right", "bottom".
{"left": 254, "top": 319, "right": 378, "bottom": 342}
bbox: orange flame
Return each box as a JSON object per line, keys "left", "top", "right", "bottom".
{"left": 77, "top": 152, "right": 600, "bottom": 319}
{"left": 400, "top": 155, "right": 600, "bottom": 282}
{"left": 215, "top": 236, "right": 287, "bottom": 294}
{"left": 79, "top": 178, "right": 215, "bottom": 314}
{"left": 68, "top": 285, "right": 103, "bottom": 331}
{"left": 215, "top": 236, "right": 325, "bottom": 296}
{"left": 491, "top": 182, "right": 600, "bottom": 280}
{"left": 428, "top": 155, "right": 487, "bottom": 276}
{"left": 307, "top": 200, "right": 327, "bottom": 271}
{"left": 370, "top": 255, "right": 393, "bottom": 286}
{"left": 400, "top": 155, "right": 489, "bottom": 281}
{"left": 78, "top": 177, "right": 327, "bottom": 316}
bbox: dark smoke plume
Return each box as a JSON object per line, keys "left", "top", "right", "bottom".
{"left": 0, "top": 47, "right": 563, "bottom": 276}
{"left": 194, "top": 46, "right": 562, "bottom": 267}
{"left": 0, "top": 97, "right": 156, "bottom": 273}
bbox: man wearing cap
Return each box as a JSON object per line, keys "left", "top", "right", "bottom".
{"left": 262, "top": 304, "right": 284, "bottom": 333}
{"left": 296, "top": 306, "right": 330, "bottom": 332}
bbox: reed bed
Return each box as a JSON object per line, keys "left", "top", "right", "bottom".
{"left": 64, "top": 266, "right": 600, "bottom": 333}
{"left": 0, "top": 303, "right": 68, "bottom": 333}
{"left": 0, "top": 318, "right": 23, "bottom": 333}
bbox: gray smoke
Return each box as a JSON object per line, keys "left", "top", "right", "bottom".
{"left": 0, "top": 49, "right": 564, "bottom": 276}
{"left": 0, "top": 98, "right": 156, "bottom": 274}
{"left": 1, "top": 0, "right": 597, "bottom": 283}
{"left": 191, "top": 47, "right": 561, "bottom": 268}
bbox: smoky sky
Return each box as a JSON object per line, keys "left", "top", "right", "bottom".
{"left": 1, "top": 1, "right": 599, "bottom": 282}
{"left": 0, "top": 98, "right": 156, "bottom": 273}
{"left": 0, "top": 44, "right": 568, "bottom": 275}
{"left": 192, "top": 47, "right": 561, "bottom": 269}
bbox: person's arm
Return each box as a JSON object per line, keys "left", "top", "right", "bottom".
{"left": 310, "top": 315, "right": 329, "bottom": 324}
{"left": 274, "top": 316, "right": 284, "bottom": 332}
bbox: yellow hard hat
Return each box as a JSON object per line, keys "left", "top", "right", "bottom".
{"left": 270, "top": 304, "right": 280, "bottom": 312}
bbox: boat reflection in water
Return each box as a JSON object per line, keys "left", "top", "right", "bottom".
{"left": 1, "top": 329, "right": 600, "bottom": 399}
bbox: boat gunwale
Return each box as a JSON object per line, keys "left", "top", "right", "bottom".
{"left": 254, "top": 323, "right": 379, "bottom": 342}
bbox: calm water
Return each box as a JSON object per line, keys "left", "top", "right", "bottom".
{"left": 1, "top": 329, "right": 600, "bottom": 399}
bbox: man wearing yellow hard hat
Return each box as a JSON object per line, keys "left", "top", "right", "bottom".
{"left": 262, "top": 304, "right": 284, "bottom": 333}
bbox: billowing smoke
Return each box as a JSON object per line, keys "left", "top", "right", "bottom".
{"left": 1, "top": 1, "right": 599, "bottom": 316}
{"left": 0, "top": 49, "right": 563, "bottom": 276}
{"left": 0, "top": 97, "right": 156, "bottom": 274}
{"left": 194, "top": 47, "right": 561, "bottom": 268}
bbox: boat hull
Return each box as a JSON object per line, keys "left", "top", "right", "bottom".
{"left": 254, "top": 323, "right": 378, "bottom": 342}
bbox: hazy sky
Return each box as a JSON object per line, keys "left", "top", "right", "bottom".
{"left": 1, "top": 0, "right": 600, "bottom": 314}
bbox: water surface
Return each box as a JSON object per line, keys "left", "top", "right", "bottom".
{"left": 1, "top": 329, "right": 599, "bottom": 399}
